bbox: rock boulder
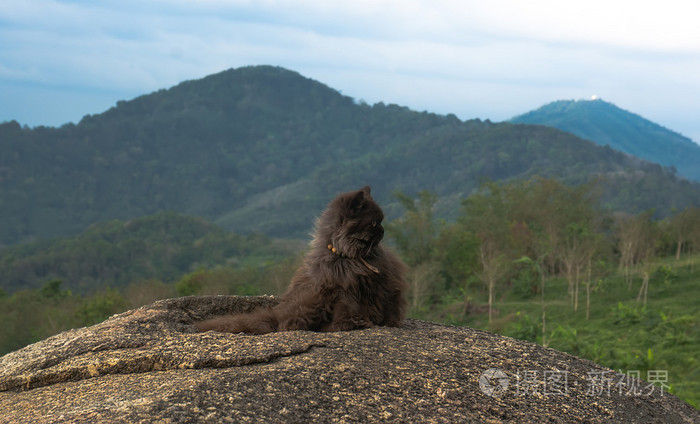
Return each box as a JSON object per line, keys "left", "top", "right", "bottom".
{"left": 1, "top": 296, "right": 697, "bottom": 423}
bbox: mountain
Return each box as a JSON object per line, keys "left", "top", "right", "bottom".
{"left": 1, "top": 66, "right": 699, "bottom": 245}
{"left": 509, "top": 99, "right": 700, "bottom": 182}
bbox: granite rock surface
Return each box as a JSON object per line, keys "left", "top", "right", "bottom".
{"left": 1, "top": 295, "right": 697, "bottom": 423}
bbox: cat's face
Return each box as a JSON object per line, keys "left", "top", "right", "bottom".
{"left": 326, "top": 186, "right": 385, "bottom": 258}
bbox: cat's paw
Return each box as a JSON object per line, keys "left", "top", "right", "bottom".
{"left": 351, "top": 317, "right": 374, "bottom": 329}
{"left": 325, "top": 317, "right": 373, "bottom": 332}
{"left": 278, "top": 317, "right": 309, "bottom": 331}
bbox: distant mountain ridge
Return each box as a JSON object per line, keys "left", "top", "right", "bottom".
{"left": 1, "top": 66, "right": 699, "bottom": 245}
{"left": 509, "top": 99, "right": 700, "bottom": 182}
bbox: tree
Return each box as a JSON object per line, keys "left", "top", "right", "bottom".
{"left": 75, "top": 289, "right": 127, "bottom": 327}
{"left": 666, "top": 207, "right": 700, "bottom": 273}
{"left": 514, "top": 255, "right": 547, "bottom": 345}
{"left": 435, "top": 227, "right": 479, "bottom": 292}
{"left": 387, "top": 191, "right": 442, "bottom": 313}
{"left": 504, "top": 178, "right": 603, "bottom": 330}
{"left": 689, "top": 210, "right": 700, "bottom": 274}
{"left": 614, "top": 212, "right": 658, "bottom": 290}
{"left": 40, "top": 279, "right": 72, "bottom": 299}
{"left": 509, "top": 178, "right": 569, "bottom": 276}
{"left": 506, "top": 178, "right": 568, "bottom": 346}
{"left": 668, "top": 207, "right": 699, "bottom": 260}
{"left": 561, "top": 222, "right": 602, "bottom": 313}
{"left": 460, "top": 183, "right": 512, "bottom": 323}
{"left": 387, "top": 190, "right": 440, "bottom": 267}
{"left": 636, "top": 271, "right": 650, "bottom": 306}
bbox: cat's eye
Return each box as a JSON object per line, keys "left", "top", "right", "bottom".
{"left": 371, "top": 221, "right": 377, "bottom": 227}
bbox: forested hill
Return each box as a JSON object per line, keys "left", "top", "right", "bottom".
{"left": 0, "top": 212, "right": 299, "bottom": 294}
{"left": 509, "top": 99, "right": 700, "bottom": 182}
{"left": 1, "top": 65, "right": 699, "bottom": 245}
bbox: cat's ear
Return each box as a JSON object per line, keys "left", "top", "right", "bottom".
{"left": 361, "top": 186, "right": 371, "bottom": 196}
{"left": 349, "top": 189, "right": 367, "bottom": 213}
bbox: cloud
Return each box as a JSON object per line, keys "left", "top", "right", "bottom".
{"left": 0, "top": 0, "right": 699, "bottom": 143}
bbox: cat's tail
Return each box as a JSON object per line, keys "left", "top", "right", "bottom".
{"left": 195, "top": 307, "right": 278, "bottom": 334}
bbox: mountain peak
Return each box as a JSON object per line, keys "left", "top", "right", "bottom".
{"left": 510, "top": 99, "right": 700, "bottom": 182}
{"left": 88, "top": 65, "right": 350, "bottom": 125}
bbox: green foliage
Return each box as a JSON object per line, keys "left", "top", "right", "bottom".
{"left": 504, "top": 312, "right": 540, "bottom": 342}
{"left": 664, "top": 206, "right": 700, "bottom": 259}
{"left": 76, "top": 289, "right": 128, "bottom": 327}
{"left": 0, "top": 212, "right": 299, "bottom": 295}
{"left": 549, "top": 324, "right": 582, "bottom": 354}
{"left": 435, "top": 228, "right": 479, "bottom": 288}
{"left": 387, "top": 190, "right": 440, "bottom": 266}
{"left": 451, "top": 178, "right": 606, "bottom": 317}
{"left": 611, "top": 302, "right": 649, "bottom": 325}
{"left": 651, "top": 265, "right": 678, "bottom": 285}
{"left": 175, "top": 270, "right": 207, "bottom": 296}
{"left": 40, "top": 279, "right": 71, "bottom": 299}
{"left": 511, "top": 267, "right": 538, "bottom": 300}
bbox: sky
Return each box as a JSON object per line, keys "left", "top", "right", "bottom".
{"left": 1, "top": 0, "right": 699, "bottom": 143}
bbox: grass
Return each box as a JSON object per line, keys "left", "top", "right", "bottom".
{"left": 418, "top": 254, "right": 700, "bottom": 409}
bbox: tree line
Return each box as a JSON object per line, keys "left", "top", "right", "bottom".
{"left": 0, "top": 212, "right": 299, "bottom": 294}
{"left": 388, "top": 177, "right": 700, "bottom": 342}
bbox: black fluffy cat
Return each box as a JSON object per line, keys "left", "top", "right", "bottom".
{"left": 195, "top": 186, "right": 407, "bottom": 333}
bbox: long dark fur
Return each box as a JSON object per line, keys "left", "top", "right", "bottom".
{"left": 195, "top": 186, "right": 407, "bottom": 334}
